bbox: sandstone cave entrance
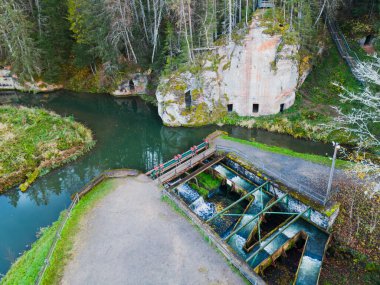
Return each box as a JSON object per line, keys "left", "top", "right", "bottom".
{"left": 364, "top": 35, "right": 373, "bottom": 45}
{"left": 185, "top": 90, "right": 192, "bottom": 109}
{"left": 129, "top": 79, "right": 135, "bottom": 91}
{"left": 280, "top": 103, "right": 285, "bottom": 112}
{"left": 227, "top": 104, "right": 233, "bottom": 112}
{"left": 252, "top": 104, "right": 259, "bottom": 113}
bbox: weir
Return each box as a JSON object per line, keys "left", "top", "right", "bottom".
{"left": 149, "top": 138, "right": 332, "bottom": 285}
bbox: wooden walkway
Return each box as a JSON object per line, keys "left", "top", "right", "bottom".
{"left": 156, "top": 148, "right": 216, "bottom": 184}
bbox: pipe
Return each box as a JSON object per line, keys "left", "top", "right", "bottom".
{"left": 224, "top": 194, "right": 289, "bottom": 241}
{"left": 206, "top": 181, "right": 269, "bottom": 223}
{"left": 245, "top": 207, "right": 311, "bottom": 263}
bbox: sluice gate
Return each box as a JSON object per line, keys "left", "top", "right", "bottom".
{"left": 149, "top": 141, "right": 331, "bottom": 285}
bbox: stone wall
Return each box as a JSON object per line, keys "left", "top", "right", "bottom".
{"left": 156, "top": 17, "right": 302, "bottom": 126}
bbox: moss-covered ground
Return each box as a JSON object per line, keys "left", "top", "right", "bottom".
{"left": 1, "top": 178, "right": 118, "bottom": 285}
{"left": 0, "top": 106, "right": 94, "bottom": 192}
{"left": 189, "top": 172, "right": 222, "bottom": 197}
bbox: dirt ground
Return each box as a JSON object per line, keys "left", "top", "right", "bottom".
{"left": 61, "top": 175, "right": 246, "bottom": 285}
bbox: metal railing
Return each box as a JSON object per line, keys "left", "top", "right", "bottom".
{"left": 325, "top": 14, "right": 364, "bottom": 84}
{"left": 146, "top": 141, "right": 209, "bottom": 178}
{"left": 35, "top": 193, "right": 79, "bottom": 285}
{"left": 215, "top": 145, "right": 326, "bottom": 204}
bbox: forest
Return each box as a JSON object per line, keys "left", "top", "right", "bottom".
{"left": 0, "top": 0, "right": 360, "bottom": 85}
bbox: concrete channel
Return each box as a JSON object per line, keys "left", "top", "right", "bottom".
{"left": 150, "top": 135, "right": 335, "bottom": 285}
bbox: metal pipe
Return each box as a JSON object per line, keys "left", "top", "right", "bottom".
{"left": 206, "top": 181, "right": 269, "bottom": 223}
{"left": 245, "top": 207, "right": 310, "bottom": 263}
{"left": 224, "top": 194, "right": 289, "bottom": 241}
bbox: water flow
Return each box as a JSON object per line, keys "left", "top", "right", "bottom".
{"left": 211, "top": 163, "right": 329, "bottom": 285}
{"left": 189, "top": 197, "right": 216, "bottom": 220}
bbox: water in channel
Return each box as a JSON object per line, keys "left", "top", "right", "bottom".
{"left": 0, "top": 90, "right": 332, "bottom": 276}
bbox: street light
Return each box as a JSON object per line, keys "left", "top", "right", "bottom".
{"left": 325, "top": 142, "right": 341, "bottom": 205}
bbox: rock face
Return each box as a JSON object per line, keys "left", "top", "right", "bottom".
{"left": 0, "top": 68, "right": 62, "bottom": 92}
{"left": 112, "top": 73, "right": 149, "bottom": 97}
{"left": 156, "top": 18, "right": 301, "bottom": 126}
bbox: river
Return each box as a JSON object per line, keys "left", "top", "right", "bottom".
{"left": 0, "top": 90, "right": 333, "bottom": 276}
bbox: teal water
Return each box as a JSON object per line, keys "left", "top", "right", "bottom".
{"left": 0, "top": 90, "right": 332, "bottom": 276}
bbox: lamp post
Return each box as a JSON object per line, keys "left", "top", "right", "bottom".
{"left": 325, "top": 142, "right": 341, "bottom": 205}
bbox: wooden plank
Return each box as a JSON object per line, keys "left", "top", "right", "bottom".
{"left": 167, "top": 155, "right": 225, "bottom": 190}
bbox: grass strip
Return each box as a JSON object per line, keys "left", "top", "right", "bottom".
{"left": 1, "top": 178, "right": 118, "bottom": 285}
{"left": 221, "top": 135, "right": 352, "bottom": 169}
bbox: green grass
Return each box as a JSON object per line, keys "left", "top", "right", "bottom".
{"left": 189, "top": 182, "right": 210, "bottom": 197}
{"left": 221, "top": 135, "right": 352, "bottom": 169}
{"left": 1, "top": 178, "right": 118, "bottom": 285}
{"left": 0, "top": 105, "right": 94, "bottom": 192}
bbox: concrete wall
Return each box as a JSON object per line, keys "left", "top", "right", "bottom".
{"left": 224, "top": 158, "right": 333, "bottom": 230}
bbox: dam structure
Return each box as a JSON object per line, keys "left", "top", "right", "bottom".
{"left": 148, "top": 133, "right": 335, "bottom": 285}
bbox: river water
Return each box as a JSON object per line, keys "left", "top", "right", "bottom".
{"left": 0, "top": 90, "right": 333, "bottom": 276}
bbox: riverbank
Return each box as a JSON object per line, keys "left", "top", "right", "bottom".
{"left": 1, "top": 178, "right": 119, "bottom": 285}
{"left": 2, "top": 174, "right": 248, "bottom": 284}
{"left": 0, "top": 105, "right": 94, "bottom": 192}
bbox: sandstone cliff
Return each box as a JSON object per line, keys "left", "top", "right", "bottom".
{"left": 156, "top": 18, "right": 302, "bottom": 127}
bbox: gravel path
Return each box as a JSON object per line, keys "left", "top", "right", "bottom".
{"left": 215, "top": 137, "right": 347, "bottom": 203}
{"left": 61, "top": 175, "right": 245, "bottom": 285}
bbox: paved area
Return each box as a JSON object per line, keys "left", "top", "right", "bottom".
{"left": 62, "top": 175, "right": 245, "bottom": 285}
{"left": 214, "top": 137, "right": 348, "bottom": 203}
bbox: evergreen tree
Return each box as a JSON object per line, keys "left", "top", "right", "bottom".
{"left": 37, "top": 0, "right": 73, "bottom": 81}
{"left": 0, "top": 0, "right": 41, "bottom": 81}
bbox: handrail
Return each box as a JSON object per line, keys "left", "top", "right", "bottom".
{"left": 146, "top": 141, "right": 208, "bottom": 177}
{"left": 35, "top": 193, "right": 79, "bottom": 285}
{"left": 35, "top": 169, "right": 139, "bottom": 285}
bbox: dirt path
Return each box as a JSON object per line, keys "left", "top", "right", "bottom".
{"left": 61, "top": 175, "right": 245, "bottom": 285}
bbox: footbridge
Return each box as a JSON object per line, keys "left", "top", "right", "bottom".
{"left": 146, "top": 140, "right": 218, "bottom": 184}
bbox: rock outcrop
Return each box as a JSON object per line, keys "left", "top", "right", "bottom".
{"left": 112, "top": 73, "right": 149, "bottom": 97}
{"left": 0, "top": 68, "right": 62, "bottom": 92}
{"left": 156, "top": 18, "right": 302, "bottom": 126}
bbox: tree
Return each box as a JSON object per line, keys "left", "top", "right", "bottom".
{"left": 37, "top": 0, "right": 73, "bottom": 81}
{"left": 0, "top": 0, "right": 41, "bottom": 81}
{"left": 333, "top": 55, "right": 380, "bottom": 197}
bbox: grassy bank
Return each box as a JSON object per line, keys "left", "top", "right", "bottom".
{"left": 219, "top": 38, "right": 362, "bottom": 145}
{"left": 221, "top": 135, "right": 352, "bottom": 169}
{"left": 1, "top": 178, "right": 118, "bottom": 285}
{"left": 0, "top": 105, "right": 95, "bottom": 192}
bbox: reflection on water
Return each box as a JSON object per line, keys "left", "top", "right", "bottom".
{"left": 0, "top": 90, "right": 332, "bottom": 276}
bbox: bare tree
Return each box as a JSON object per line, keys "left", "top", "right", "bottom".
{"left": 333, "top": 55, "right": 380, "bottom": 196}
